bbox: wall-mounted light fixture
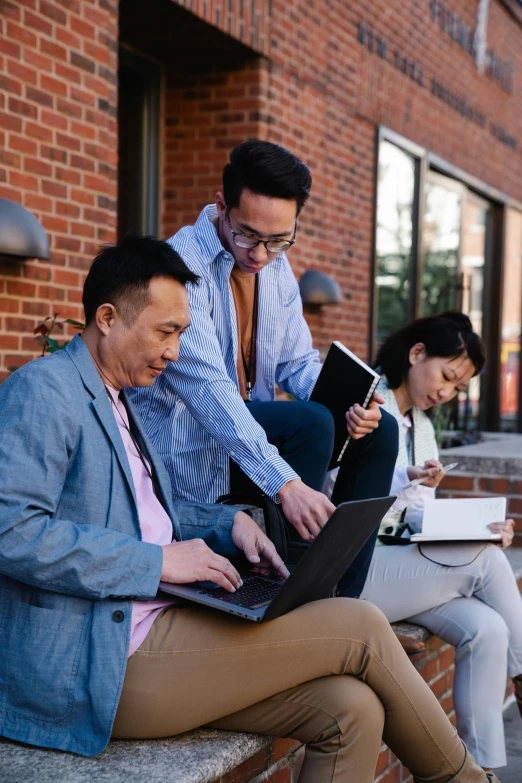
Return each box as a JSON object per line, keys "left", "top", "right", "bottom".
{"left": 0, "top": 198, "right": 50, "bottom": 261}
{"left": 299, "top": 269, "right": 343, "bottom": 306}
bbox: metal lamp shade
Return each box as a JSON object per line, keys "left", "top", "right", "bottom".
{"left": 0, "top": 198, "right": 50, "bottom": 260}
{"left": 299, "top": 269, "right": 343, "bottom": 305}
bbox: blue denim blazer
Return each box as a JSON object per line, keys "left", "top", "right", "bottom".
{"left": 0, "top": 335, "right": 238, "bottom": 756}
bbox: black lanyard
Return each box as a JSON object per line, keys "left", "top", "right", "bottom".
{"left": 105, "top": 386, "right": 160, "bottom": 496}
{"left": 240, "top": 274, "right": 259, "bottom": 402}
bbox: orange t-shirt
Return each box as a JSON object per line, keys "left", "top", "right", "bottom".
{"left": 229, "top": 266, "right": 257, "bottom": 400}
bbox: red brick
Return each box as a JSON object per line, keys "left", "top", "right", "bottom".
{"left": 39, "top": 38, "right": 67, "bottom": 61}
{"left": 9, "top": 135, "right": 38, "bottom": 155}
{"left": 0, "top": 149, "right": 21, "bottom": 167}
{"left": 7, "top": 60, "right": 37, "bottom": 85}
{"left": 9, "top": 171, "right": 39, "bottom": 191}
{"left": 8, "top": 96, "right": 37, "bottom": 119}
{"left": 220, "top": 747, "right": 268, "bottom": 782}
{"left": 22, "top": 300, "right": 53, "bottom": 316}
{"left": 0, "top": 74, "right": 23, "bottom": 95}
{"left": 5, "top": 317, "right": 35, "bottom": 333}
{"left": 4, "top": 354, "right": 34, "bottom": 368}
{"left": 0, "top": 111, "right": 22, "bottom": 132}
{"left": 40, "top": 73, "right": 68, "bottom": 97}
{"left": 6, "top": 280, "right": 36, "bottom": 297}
{"left": 53, "top": 269, "right": 80, "bottom": 287}
{"left": 24, "top": 157, "right": 53, "bottom": 176}
{"left": 265, "top": 766, "right": 292, "bottom": 782}
{"left": 0, "top": 37, "right": 21, "bottom": 59}
{"left": 439, "top": 475, "right": 475, "bottom": 491}
{"left": 40, "top": 109, "right": 69, "bottom": 130}
{"left": 23, "top": 10, "right": 52, "bottom": 36}
{"left": 41, "top": 180, "right": 67, "bottom": 198}
{"left": 23, "top": 49, "right": 53, "bottom": 72}
{"left": 270, "top": 739, "right": 301, "bottom": 764}
{"left": 39, "top": 0, "right": 67, "bottom": 24}
{"left": 38, "top": 285, "right": 65, "bottom": 301}
{"left": 378, "top": 765, "right": 402, "bottom": 783}
{"left": 0, "top": 335, "right": 19, "bottom": 350}
{"left": 0, "top": 298, "right": 21, "bottom": 314}
{"left": 376, "top": 748, "right": 391, "bottom": 776}
{"left": 55, "top": 27, "right": 81, "bottom": 49}
{"left": 25, "top": 121, "right": 53, "bottom": 142}
{"left": 8, "top": 20, "right": 38, "bottom": 47}
{"left": 23, "top": 263, "right": 52, "bottom": 281}
{"left": 509, "top": 498, "right": 522, "bottom": 515}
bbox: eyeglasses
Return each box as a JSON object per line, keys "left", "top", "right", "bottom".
{"left": 225, "top": 210, "right": 297, "bottom": 254}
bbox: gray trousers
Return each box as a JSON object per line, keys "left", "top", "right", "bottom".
{"left": 361, "top": 542, "right": 522, "bottom": 769}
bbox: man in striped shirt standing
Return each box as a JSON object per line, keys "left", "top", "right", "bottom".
{"left": 130, "top": 140, "right": 398, "bottom": 597}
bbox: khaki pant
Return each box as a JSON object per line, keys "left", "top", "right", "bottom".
{"left": 113, "top": 598, "right": 491, "bottom": 783}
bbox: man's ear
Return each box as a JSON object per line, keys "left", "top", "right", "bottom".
{"left": 95, "top": 303, "right": 117, "bottom": 336}
{"left": 215, "top": 191, "right": 227, "bottom": 219}
{"left": 409, "top": 342, "right": 427, "bottom": 366}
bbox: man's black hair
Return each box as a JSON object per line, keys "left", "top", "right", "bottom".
{"left": 82, "top": 235, "right": 199, "bottom": 326}
{"left": 223, "top": 139, "right": 312, "bottom": 214}
{"left": 374, "top": 311, "right": 486, "bottom": 388}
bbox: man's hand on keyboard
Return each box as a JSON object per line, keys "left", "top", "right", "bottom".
{"left": 161, "top": 539, "right": 243, "bottom": 592}
{"left": 232, "top": 511, "right": 290, "bottom": 581}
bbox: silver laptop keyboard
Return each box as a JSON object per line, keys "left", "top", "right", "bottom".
{"left": 198, "top": 575, "right": 283, "bottom": 609}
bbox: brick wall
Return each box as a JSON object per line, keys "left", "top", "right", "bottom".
{"left": 2, "top": 0, "right": 522, "bottom": 370}
{"left": 162, "top": 60, "right": 268, "bottom": 239}
{"left": 0, "top": 0, "right": 118, "bottom": 381}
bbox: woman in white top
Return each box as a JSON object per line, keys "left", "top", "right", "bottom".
{"left": 360, "top": 311, "right": 522, "bottom": 773}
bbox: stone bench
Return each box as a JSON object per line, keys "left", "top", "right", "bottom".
{"left": 3, "top": 550, "right": 521, "bottom": 783}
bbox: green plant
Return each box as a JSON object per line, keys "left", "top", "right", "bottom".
{"left": 7, "top": 314, "right": 84, "bottom": 373}
{"left": 431, "top": 402, "right": 454, "bottom": 450}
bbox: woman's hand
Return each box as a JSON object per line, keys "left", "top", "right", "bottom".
{"left": 488, "top": 518, "right": 515, "bottom": 548}
{"left": 406, "top": 460, "right": 446, "bottom": 489}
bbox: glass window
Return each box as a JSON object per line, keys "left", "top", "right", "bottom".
{"left": 375, "top": 141, "right": 416, "bottom": 346}
{"left": 500, "top": 208, "right": 522, "bottom": 431}
{"left": 421, "top": 174, "right": 462, "bottom": 316}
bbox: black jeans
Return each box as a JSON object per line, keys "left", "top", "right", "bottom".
{"left": 230, "top": 400, "right": 399, "bottom": 597}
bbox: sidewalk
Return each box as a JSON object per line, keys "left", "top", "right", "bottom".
{"left": 494, "top": 702, "right": 521, "bottom": 783}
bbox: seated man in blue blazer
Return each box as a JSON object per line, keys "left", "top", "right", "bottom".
{"left": 0, "top": 237, "right": 490, "bottom": 783}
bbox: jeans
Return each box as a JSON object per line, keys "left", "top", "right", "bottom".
{"left": 230, "top": 400, "right": 399, "bottom": 597}
{"left": 361, "top": 541, "right": 522, "bottom": 768}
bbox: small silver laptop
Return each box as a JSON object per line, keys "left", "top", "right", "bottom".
{"left": 159, "top": 496, "right": 395, "bottom": 622}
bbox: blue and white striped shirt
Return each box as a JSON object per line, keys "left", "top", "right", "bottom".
{"left": 130, "top": 205, "right": 322, "bottom": 503}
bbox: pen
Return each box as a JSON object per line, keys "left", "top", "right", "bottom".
{"left": 402, "top": 462, "right": 459, "bottom": 491}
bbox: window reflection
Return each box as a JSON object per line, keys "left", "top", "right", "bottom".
{"left": 375, "top": 141, "right": 415, "bottom": 346}
{"left": 500, "top": 209, "right": 522, "bottom": 431}
{"left": 421, "top": 176, "right": 462, "bottom": 315}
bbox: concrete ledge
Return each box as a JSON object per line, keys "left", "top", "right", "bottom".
{"left": 0, "top": 731, "right": 272, "bottom": 783}
{"left": 440, "top": 432, "right": 522, "bottom": 477}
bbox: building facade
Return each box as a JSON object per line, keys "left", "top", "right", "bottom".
{"left": 1, "top": 0, "right": 521, "bottom": 431}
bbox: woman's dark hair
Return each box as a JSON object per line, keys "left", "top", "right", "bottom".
{"left": 374, "top": 311, "right": 486, "bottom": 389}
{"left": 223, "top": 139, "right": 312, "bottom": 214}
{"left": 82, "top": 235, "right": 199, "bottom": 326}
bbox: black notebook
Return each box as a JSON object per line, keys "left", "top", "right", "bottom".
{"left": 309, "top": 341, "right": 381, "bottom": 470}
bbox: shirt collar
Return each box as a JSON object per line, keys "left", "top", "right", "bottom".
{"left": 193, "top": 204, "right": 231, "bottom": 266}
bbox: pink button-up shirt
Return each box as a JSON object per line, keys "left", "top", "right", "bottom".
{"left": 107, "top": 387, "right": 175, "bottom": 656}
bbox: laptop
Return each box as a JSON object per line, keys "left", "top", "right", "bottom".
{"left": 159, "top": 496, "right": 395, "bottom": 622}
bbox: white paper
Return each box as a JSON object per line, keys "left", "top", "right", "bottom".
{"left": 421, "top": 497, "right": 507, "bottom": 537}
